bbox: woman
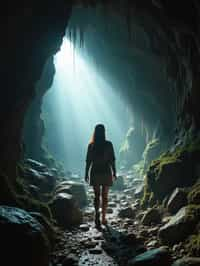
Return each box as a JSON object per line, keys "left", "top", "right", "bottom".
{"left": 85, "top": 124, "right": 117, "bottom": 227}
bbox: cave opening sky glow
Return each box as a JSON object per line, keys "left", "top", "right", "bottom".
{"left": 42, "top": 37, "right": 131, "bottom": 175}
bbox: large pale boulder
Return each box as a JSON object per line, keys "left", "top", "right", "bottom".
{"left": 0, "top": 206, "right": 50, "bottom": 266}
{"left": 22, "top": 159, "right": 56, "bottom": 193}
{"left": 141, "top": 208, "right": 161, "bottom": 226}
{"left": 167, "top": 188, "right": 188, "bottom": 214}
{"left": 158, "top": 206, "right": 197, "bottom": 245}
{"left": 55, "top": 181, "right": 87, "bottom": 207}
{"left": 49, "top": 192, "right": 83, "bottom": 228}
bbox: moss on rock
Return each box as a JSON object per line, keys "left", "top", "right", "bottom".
{"left": 186, "top": 232, "right": 200, "bottom": 256}
{"left": 140, "top": 175, "right": 156, "bottom": 208}
{"left": 185, "top": 204, "right": 200, "bottom": 224}
{"left": 188, "top": 182, "right": 200, "bottom": 205}
{"left": 143, "top": 138, "right": 200, "bottom": 202}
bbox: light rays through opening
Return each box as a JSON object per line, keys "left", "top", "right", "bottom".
{"left": 42, "top": 37, "right": 131, "bottom": 175}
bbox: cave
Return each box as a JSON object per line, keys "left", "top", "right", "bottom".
{"left": 1, "top": 1, "right": 200, "bottom": 266}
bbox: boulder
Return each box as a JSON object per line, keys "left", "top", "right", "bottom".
{"left": 55, "top": 181, "right": 87, "bottom": 207}
{"left": 146, "top": 148, "right": 199, "bottom": 201}
{"left": 0, "top": 206, "right": 50, "bottom": 266}
{"left": 134, "top": 185, "right": 144, "bottom": 199}
{"left": 24, "top": 158, "right": 48, "bottom": 172}
{"left": 124, "top": 188, "right": 136, "bottom": 196}
{"left": 128, "top": 246, "right": 172, "bottom": 266}
{"left": 158, "top": 206, "right": 196, "bottom": 245}
{"left": 172, "top": 257, "right": 200, "bottom": 266}
{"left": 29, "top": 211, "right": 57, "bottom": 247}
{"left": 23, "top": 166, "right": 56, "bottom": 193}
{"left": 167, "top": 188, "right": 188, "bottom": 214}
{"left": 49, "top": 192, "right": 83, "bottom": 228}
{"left": 62, "top": 253, "right": 79, "bottom": 266}
{"left": 118, "top": 207, "right": 136, "bottom": 218}
{"left": 141, "top": 208, "right": 161, "bottom": 226}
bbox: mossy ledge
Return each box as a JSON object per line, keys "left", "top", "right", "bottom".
{"left": 141, "top": 137, "right": 200, "bottom": 206}
{"left": 0, "top": 170, "right": 59, "bottom": 248}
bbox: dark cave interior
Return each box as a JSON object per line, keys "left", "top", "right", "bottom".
{"left": 0, "top": 1, "right": 200, "bottom": 266}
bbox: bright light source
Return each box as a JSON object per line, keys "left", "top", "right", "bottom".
{"left": 42, "top": 37, "right": 130, "bottom": 174}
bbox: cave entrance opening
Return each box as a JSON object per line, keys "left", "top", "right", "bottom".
{"left": 24, "top": 5, "right": 174, "bottom": 181}
{"left": 41, "top": 36, "right": 132, "bottom": 177}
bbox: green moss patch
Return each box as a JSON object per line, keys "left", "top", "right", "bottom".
{"left": 186, "top": 232, "right": 200, "bottom": 256}
{"left": 140, "top": 175, "right": 156, "bottom": 208}
{"left": 188, "top": 182, "right": 200, "bottom": 205}
{"left": 143, "top": 138, "right": 200, "bottom": 203}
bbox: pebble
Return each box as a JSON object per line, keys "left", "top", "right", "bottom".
{"left": 89, "top": 248, "right": 103, "bottom": 254}
{"left": 80, "top": 224, "right": 90, "bottom": 231}
{"left": 107, "top": 207, "right": 114, "bottom": 213}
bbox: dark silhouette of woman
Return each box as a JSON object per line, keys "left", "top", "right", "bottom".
{"left": 85, "top": 124, "right": 116, "bottom": 227}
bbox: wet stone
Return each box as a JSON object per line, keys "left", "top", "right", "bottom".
{"left": 62, "top": 253, "right": 79, "bottom": 266}
{"left": 80, "top": 224, "right": 90, "bottom": 231}
{"left": 107, "top": 207, "right": 114, "bottom": 214}
{"left": 146, "top": 240, "right": 158, "bottom": 248}
{"left": 120, "top": 201, "right": 129, "bottom": 207}
{"left": 109, "top": 202, "right": 117, "bottom": 208}
{"left": 89, "top": 248, "right": 103, "bottom": 254}
{"left": 84, "top": 240, "right": 98, "bottom": 249}
{"left": 118, "top": 207, "right": 136, "bottom": 218}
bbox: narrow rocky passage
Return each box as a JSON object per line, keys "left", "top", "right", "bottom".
{"left": 50, "top": 173, "right": 187, "bottom": 266}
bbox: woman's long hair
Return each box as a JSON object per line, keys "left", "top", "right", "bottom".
{"left": 90, "top": 124, "right": 106, "bottom": 152}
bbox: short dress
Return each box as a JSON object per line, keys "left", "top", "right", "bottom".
{"left": 86, "top": 140, "right": 115, "bottom": 186}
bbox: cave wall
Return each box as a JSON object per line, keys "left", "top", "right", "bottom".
{"left": 0, "top": 2, "right": 72, "bottom": 178}
{"left": 23, "top": 56, "right": 55, "bottom": 162}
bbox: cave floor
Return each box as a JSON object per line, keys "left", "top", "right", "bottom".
{"left": 51, "top": 189, "right": 181, "bottom": 266}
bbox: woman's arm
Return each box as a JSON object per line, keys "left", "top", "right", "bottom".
{"left": 85, "top": 144, "right": 92, "bottom": 182}
{"left": 110, "top": 142, "right": 117, "bottom": 178}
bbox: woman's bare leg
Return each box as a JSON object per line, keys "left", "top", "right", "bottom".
{"left": 102, "top": 186, "right": 109, "bottom": 224}
{"left": 93, "top": 185, "right": 101, "bottom": 227}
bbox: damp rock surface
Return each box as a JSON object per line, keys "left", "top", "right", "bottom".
{"left": 51, "top": 177, "right": 200, "bottom": 266}
{"left": 0, "top": 206, "right": 50, "bottom": 266}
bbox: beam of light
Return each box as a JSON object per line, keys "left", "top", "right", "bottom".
{"left": 42, "top": 37, "right": 131, "bottom": 175}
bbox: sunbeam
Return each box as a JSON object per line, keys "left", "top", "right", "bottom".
{"left": 42, "top": 37, "right": 131, "bottom": 175}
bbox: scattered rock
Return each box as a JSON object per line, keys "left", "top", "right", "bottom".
{"left": 107, "top": 207, "right": 114, "bottom": 213}
{"left": 147, "top": 226, "right": 159, "bottom": 235}
{"left": 24, "top": 159, "right": 48, "bottom": 172}
{"left": 124, "top": 188, "right": 136, "bottom": 196}
{"left": 146, "top": 240, "right": 158, "bottom": 248}
{"left": 55, "top": 181, "right": 87, "bottom": 207}
{"left": 158, "top": 206, "right": 196, "bottom": 245}
{"left": 172, "top": 257, "right": 200, "bottom": 266}
{"left": 108, "top": 202, "right": 117, "bottom": 208}
{"left": 167, "top": 188, "right": 188, "bottom": 214}
{"left": 49, "top": 192, "right": 83, "bottom": 228}
{"left": 84, "top": 240, "right": 97, "bottom": 249}
{"left": 134, "top": 185, "right": 144, "bottom": 199}
{"left": 62, "top": 253, "right": 79, "bottom": 266}
{"left": 139, "top": 229, "right": 149, "bottom": 238}
{"left": 89, "top": 248, "right": 103, "bottom": 254}
{"left": 118, "top": 207, "right": 136, "bottom": 218}
{"left": 79, "top": 224, "right": 90, "bottom": 231}
{"left": 141, "top": 208, "right": 161, "bottom": 226}
{"left": 122, "top": 233, "right": 137, "bottom": 245}
{"left": 128, "top": 246, "right": 172, "bottom": 266}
